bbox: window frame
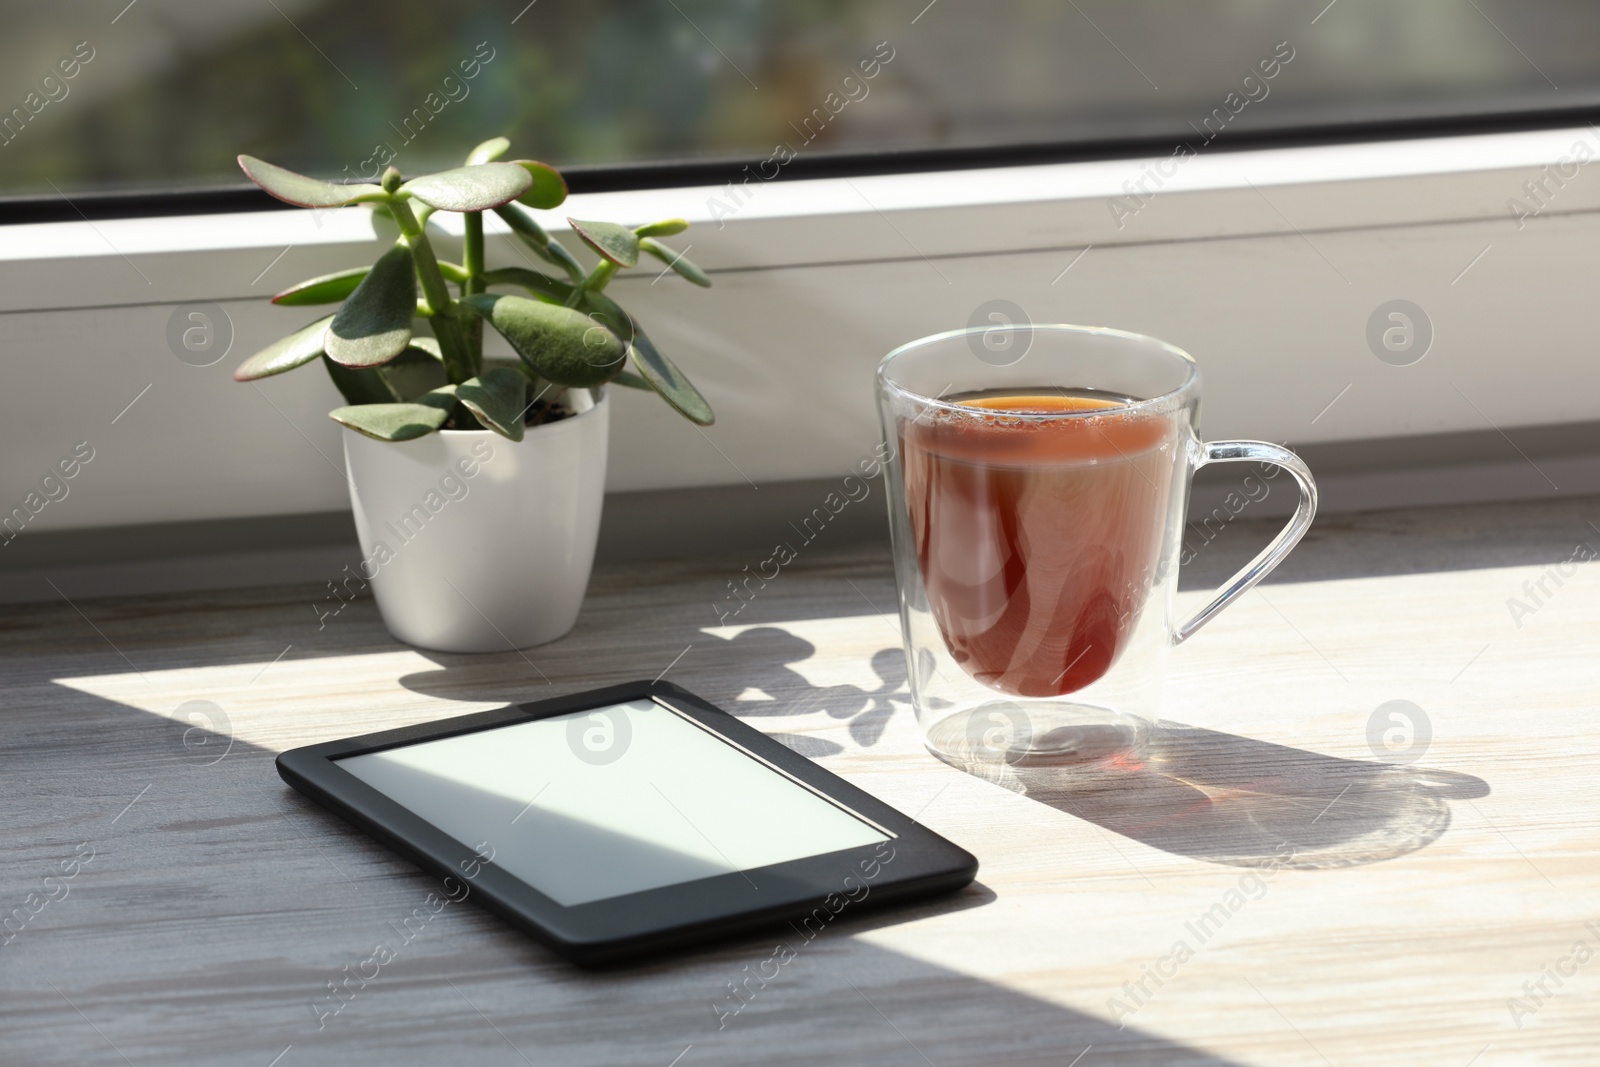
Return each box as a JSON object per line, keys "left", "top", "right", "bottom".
{"left": 3, "top": 103, "right": 1600, "bottom": 225}
{"left": 3, "top": 116, "right": 1599, "bottom": 539}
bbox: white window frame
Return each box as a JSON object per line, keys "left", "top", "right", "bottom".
{"left": 3, "top": 124, "right": 1599, "bottom": 536}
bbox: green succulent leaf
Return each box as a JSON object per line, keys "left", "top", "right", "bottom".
{"left": 330, "top": 385, "right": 458, "bottom": 441}
{"left": 272, "top": 267, "right": 370, "bottom": 306}
{"left": 542, "top": 240, "right": 587, "bottom": 282}
{"left": 321, "top": 355, "right": 392, "bottom": 406}
{"left": 634, "top": 218, "right": 689, "bottom": 238}
{"left": 321, "top": 341, "right": 446, "bottom": 406}
{"left": 456, "top": 367, "right": 529, "bottom": 441}
{"left": 233, "top": 314, "right": 334, "bottom": 381}
{"left": 238, "top": 155, "right": 385, "bottom": 208}
{"left": 639, "top": 237, "right": 711, "bottom": 287}
{"left": 513, "top": 160, "right": 568, "bottom": 210}
{"left": 609, "top": 370, "right": 652, "bottom": 391}
{"left": 464, "top": 293, "right": 625, "bottom": 388}
{"left": 567, "top": 218, "right": 640, "bottom": 268}
{"left": 582, "top": 289, "right": 708, "bottom": 422}
{"left": 579, "top": 289, "right": 636, "bottom": 346}
{"left": 406, "top": 336, "right": 443, "bottom": 359}
{"left": 326, "top": 244, "right": 415, "bottom": 368}
{"left": 465, "top": 136, "right": 511, "bottom": 165}
{"left": 626, "top": 318, "right": 714, "bottom": 426}
{"left": 495, "top": 202, "right": 550, "bottom": 247}
{"left": 494, "top": 204, "right": 587, "bottom": 280}
{"left": 378, "top": 341, "right": 448, "bottom": 401}
{"left": 480, "top": 266, "right": 574, "bottom": 303}
{"left": 399, "top": 163, "right": 532, "bottom": 212}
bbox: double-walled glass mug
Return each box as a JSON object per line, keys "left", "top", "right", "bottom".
{"left": 876, "top": 324, "right": 1317, "bottom": 774}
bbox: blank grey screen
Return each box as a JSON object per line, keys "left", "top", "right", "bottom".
{"left": 336, "top": 700, "right": 888, "bottom": 906}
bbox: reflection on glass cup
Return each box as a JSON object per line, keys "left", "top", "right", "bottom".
{"left": 876, "top": 325, "right": 1317, "bottom": 775}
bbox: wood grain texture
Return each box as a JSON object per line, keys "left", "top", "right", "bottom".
{"left": 2, "top": 495, "right": 1597, "bottom": 1066}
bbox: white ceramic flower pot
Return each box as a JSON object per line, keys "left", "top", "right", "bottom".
{"left": 341, "top": 392, "right": 609, "bottom": 653}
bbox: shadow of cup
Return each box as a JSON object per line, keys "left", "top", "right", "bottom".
{"left": 949, "top": 720, "right": 1488, "bottom": 869}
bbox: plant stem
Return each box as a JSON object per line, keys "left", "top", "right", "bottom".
{"left": 567, "top": 259, "right": 618, "bottom": 307}
{"left": 463, "top": 213, "right": 485, "bottom": 291}
{"left": 586, "top": 259, "right": 619, "bottom": 291}
{"left": 389, "top": 196, "right": 474, "bottom": 383}
{"left": 462, "top": 211, "right": 486, "bottom": 372}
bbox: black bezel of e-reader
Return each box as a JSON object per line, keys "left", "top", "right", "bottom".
{"left": 275, "top": 680, "right": 978, "bottom": 967}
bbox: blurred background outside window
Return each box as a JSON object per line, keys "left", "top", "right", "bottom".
{"left": 1, "top": 0, "right": 1593, "bottom": 202}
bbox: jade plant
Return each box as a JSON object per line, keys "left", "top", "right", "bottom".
{"left": 233, "top": 136, "right": 712, "bottom": 440}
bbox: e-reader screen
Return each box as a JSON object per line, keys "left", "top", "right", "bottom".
{"left": 335, "top": 698, "right": 890, "bottom": 906}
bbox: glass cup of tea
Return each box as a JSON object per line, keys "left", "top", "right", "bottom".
{"left": 876, "top": 323, "right": 1317, "bottom": 773}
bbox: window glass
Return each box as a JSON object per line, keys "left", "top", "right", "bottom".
{"left": 1, "top": 0, "right": 1592, "bottom": 199}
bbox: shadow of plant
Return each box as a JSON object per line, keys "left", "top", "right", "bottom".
{"left": 700, "top": 627, "right": 909, "bottom": 748}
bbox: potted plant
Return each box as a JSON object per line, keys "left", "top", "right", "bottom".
{"left": 233, "top": 136, "right": 712, "bottom": 653}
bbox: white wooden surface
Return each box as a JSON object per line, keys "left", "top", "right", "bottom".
{"left": 2, "top": 495, "right": 1597, "bottom": 1066}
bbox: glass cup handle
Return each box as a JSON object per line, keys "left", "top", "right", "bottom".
{"left": 1174, "top": 440, "right": 1318, "bottom": 644}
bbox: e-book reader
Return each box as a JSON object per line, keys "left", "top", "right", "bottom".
{"left": 277, "top": 681, "right": 976, "bottom": 965}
